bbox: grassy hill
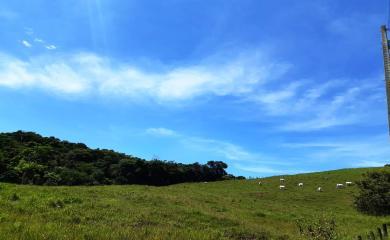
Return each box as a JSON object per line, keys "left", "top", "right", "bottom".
{"left": 0, "top": 167, "right": 389, "bottom": 240}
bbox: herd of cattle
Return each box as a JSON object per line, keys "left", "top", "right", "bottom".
{"left": 257, "top": 178, "right": 354, "bottom": 192}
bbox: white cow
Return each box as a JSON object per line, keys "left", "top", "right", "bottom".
{"left": 317, "top": 187, "right": 323, "bottom": 192}
{"left": 258, "top": 181, "right": 262, "bottom": 185}
{"left": 345, "top": 181, "right": 353, "bottom": 186}
{"left": 336, "top": 183, "right": 344, "bottom": 189}
{"left": 279, "top": 185, "right": 286, "bottom": 190}
{"left": 298, "top": 183, "right": 304, "bottom": 187}
{"left": 280, "top": 178, "right": 285, "bottom": 183}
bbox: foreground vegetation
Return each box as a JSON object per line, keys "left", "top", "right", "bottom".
{"left": 0, "top": 131, "right": 237, "bottom": 186}
{"left": 355, "top": 169, "right": 390, "bottom": 216}
{"left": 0, "top": 167, "right": 389, "bottom": 239}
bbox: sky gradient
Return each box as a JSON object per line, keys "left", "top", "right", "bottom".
{"left": 0, "top": 0, "right": 389, "bottom": 177}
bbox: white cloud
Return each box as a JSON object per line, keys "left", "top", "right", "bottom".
{"left": 34, "top": 38, "right": 44, "bottom": 43}
{"left": 0, "top": 54, "right": 89, "bottom": 94}
{"left": 144, "top": 127, "right": 292, "bottom": 175}
{"left": 21, "top": 40, "right": 32, "bottom": 48}
{"left": 281, "top": 114, "right": 355, "bottom": 132}
{"left": 144, "top": 127, "right": 390, "bottom": 175}
{"left": 0, "top": 51, "right": 287, "bottom": 101}
{"left": 45, "top": 45, "right": 57, "bottom": 50}
{"left": 145, "top": 128, "right": 178, "bottom": 137}
{"left": 249, "top": 78, "right": 384, "bottom": 132}
{"left": 144, "top": 127, "right": 257, "bottom": 161}
{"left": 182, "top": 137, "right": 256, "bottom": 161}
{"left": 25, "top": 31, "right": 56, "bottom": 50}
{"left": 247, "top": 81, "right": 304, "bottom": 116}
{"left": 233, "top": 164, "right": 303, "bottom": 175}
{"left": 0, "top": 49, "right": 383, "bottom": 132}
{"left": 283, "top": 135, "right": 390, "bottom": 167}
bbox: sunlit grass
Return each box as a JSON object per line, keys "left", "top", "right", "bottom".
{"left": 0, "top": 167, "right": 389, "bottom": 239}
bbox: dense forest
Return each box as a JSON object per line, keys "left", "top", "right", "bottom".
{"left": 0, "top": 131, "right": 241, "bottom": 186}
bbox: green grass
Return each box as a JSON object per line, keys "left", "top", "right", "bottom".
{"left": 0, "top": 167, "right": 389, "bottom": 239}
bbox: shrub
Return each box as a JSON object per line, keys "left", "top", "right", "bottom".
{"left": 354, "top": 169, "right": 390, "bottom": 215}
{"left": 296, "top": 215, "right": 338, "bottom": 240}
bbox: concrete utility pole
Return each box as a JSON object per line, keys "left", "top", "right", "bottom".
{"left": 380, "top": 25, "right": 390, "bottom": 135}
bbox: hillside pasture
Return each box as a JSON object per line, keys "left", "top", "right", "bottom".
{"left": 0, "top": 167, "right": 388, "bottom": 239}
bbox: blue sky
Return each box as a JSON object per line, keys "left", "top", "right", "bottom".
{"left": 0, "top": 0, "right": 389, "bottom": 177}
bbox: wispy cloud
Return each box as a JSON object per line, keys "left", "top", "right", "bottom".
{"left": 283, "top": 135, "right": 390, "bottom": 168}
{"left": 249, "top": 77, "right": 384, "bottom": 131}
{"left": 34, "top": 38, "right": 44, "bottom": 43}
{"left": 181, "top": 136, "right": 306, "bottom": 175}
{"left": 145, "top": 127, "right": 178, "bottom": 137}
{"left": 181, "top": 137, "right": 256, "bottom": 161}
{"left": 144, "top": 127, "right": 293, "bottom": 175}
{"left": 45, "top": 45, "right": 57, "bottom": 50}
{"left": 22, "top": 28, "right": 57, "bottom": 51}
{"left": 20, "top": 40, "right": 32, "bottom": 48}
{"left": 233, "top": 164, "right": 304, "bottom": 175}
{"left": 0, "top": 48, "right": 384, "bottom": 132}
{"left": 145, "top": 127, "right": 256, "bottom": 161}
{"left": 0, "top": 50, "right": 287, "bottom": 101}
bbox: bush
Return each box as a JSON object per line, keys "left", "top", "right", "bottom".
{"left": 296, "top": 215, "right": 338, "bottom": 240}
{"left": 354, "top": 169, "right": 390, "bottom": 215}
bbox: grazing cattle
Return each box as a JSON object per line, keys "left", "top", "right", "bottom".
{"left": 258, "top": 181, "right": 262, "bottom": 185}
{"left": 279, "top": 185, "right": 286, "bottom": 190}
{"left": 345, "top": 181, "right": 353, "bottom": 186}
{"left": 298, "top": 183, "right": 303, "bottom": 187}
{"left": 280, "top": 178, "right": 285, "bottom": 183}
{"left": 336, "top": 183, "right": 344, "bottom": 189}
{"left": 317, "top": 187, "right": 323, "bottom": 192}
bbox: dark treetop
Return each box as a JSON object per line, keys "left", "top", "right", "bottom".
{"left": 0, "top": 131, "right": 240, "bottom": 186}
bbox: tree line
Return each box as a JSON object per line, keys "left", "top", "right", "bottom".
{"left": 0, "top": 131, "right": 243, "bottom": 186}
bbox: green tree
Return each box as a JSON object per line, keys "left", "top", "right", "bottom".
{"left": 43, "top": 172, "right": 61, "bottom": 185}
{"left": 354, "top": 169, "right": 390, "bottom": 216}
{"left": 0, "top": 131, "right": 233, "bottom": 186}
{"left": 14, "top": 160, "right": 47, "bottom": 184}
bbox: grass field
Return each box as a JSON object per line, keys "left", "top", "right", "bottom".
{"left": 0, "top": 167, "right": 389, "bottom": 240}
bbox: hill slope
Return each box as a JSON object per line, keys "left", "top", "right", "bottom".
{"left": 0, "top": 167, "right": 389, "bottom": 239}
